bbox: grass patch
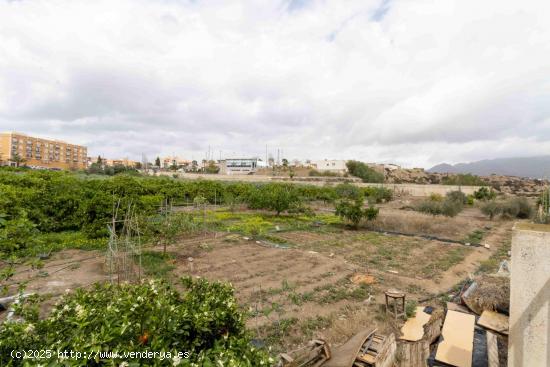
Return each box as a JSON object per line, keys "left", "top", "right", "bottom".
{"left": 201, "top": 209, "right": 344, "bottom": 237}
{"left": 405, "top": 300, "right": 418, "bottom": 319}
{"left": 463, "top": 229, "right": 485, "bottom": 245}
{"left": 140, "top": 251, "right": 175, "bottom": 277}
{"left": 313, "top": 282, "right": 371, "bottom": 304}
{"left": 299, "top": 315, "right": 333, "bottom": 337}
{"left": 478, "top": 239, "right": 511, "bottom": 273}
{"left": 421, "top": 246, "right": 469, "bottom": 277}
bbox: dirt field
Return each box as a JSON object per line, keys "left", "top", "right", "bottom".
{"left": 4, "top": 201, "right": 514, "bottom": 353}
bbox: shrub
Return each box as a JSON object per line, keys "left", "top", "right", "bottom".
{"left": 405, "top": 300, "right": 418, "bottom": 319}
{"left": 481, "top": 197, "right": 533, "bottom": 220}
{"left": 335, "top": 198, "right": 378, "bottom": 229}
{"left": 415, "top": 200, "right": 443, "bottom": 216}
{"left": 335, "top": 183, "right": 363, "bottom": 201}
{"left": 429, "top": 193, "right": 443, "bottom": 202}
{"left": 364, "top": 206, "right": 380, "bottom": 221}
{"left": 446, "top": 190, "right": 467, "bottom": 205}
{"left": 502, "top": 197, "right": 533, "bottom": 219}
{"left": 345, "top": 161, "right": 384, "bottom": 183}
{"left": 0, "top": 278, "right": 272, "bottom": 366}
{"left": 415, "top": 192, "right": 464, "bottom": 218}
{"left": 0, "top": 217, "right": 39, "bottom": 256}
{"left": 363, "top": 187, "right": 393, "bottom": 203}
{"left": 480, "top": 201, "right": 502, "bottom": 220}
{"left": 473, "top": 187, "right": 497, "bottom": 201}
{"left": 441, "top": 199, "right": 463, "bottom": 217}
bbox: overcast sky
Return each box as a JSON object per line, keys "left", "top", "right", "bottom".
{"left": 1, "top": 0, "right": 549, "bottom": 167}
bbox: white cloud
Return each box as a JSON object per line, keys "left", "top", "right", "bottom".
{"left": 0, "top": 0, "right": 549, "bottom": 167}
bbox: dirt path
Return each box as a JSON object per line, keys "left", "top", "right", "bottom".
{"left": 369, "top": 221, "right": 514, "bottom": 296}
{"left": 5, "top": 249, "right": 108, "bottom": 297}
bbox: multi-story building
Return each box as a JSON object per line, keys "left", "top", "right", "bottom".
{"left": 0, "top": 132, "right": 87, "bottom": 170}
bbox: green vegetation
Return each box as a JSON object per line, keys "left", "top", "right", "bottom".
{"left": 140, "top": 251, "right": 176, "bottom": 277}
{"left": 335, "top": 200, "right": 378, "bottom": 229}
{"left": 405, "top": 300, "right": 418, "bottom": 319}
{"left": 334, "top": 186, "right": 379, "bottom": 229}
{"left": 0, "top": 278, "right": 271, "bottom": 366}
{"left": 463, "top": 229, "right": 485, "bottom": 245}
{"left": 415, "top": 190, "right": 465, "bottom": 217}
{"left": 478, "top": 239, "right": 511, "bottom": 273}
{"left": 441, "top": 174, "right": 485, "bottom": 186}
{"left": 362, "top": 186, "right": 393, "bottom": 203}
{"left": 247, "top": 183, "right": 304, "bottom": 215}
{"left": 421, "top": 247, "right": 469, "bottom": 277}
{"left": 535, "top": 188, "right": 550, "bottom": 224}
{"left": 87, "top": 163, "right": 139, "bottom": 176}
{"left": 480, "top": 197, "right": 534, "bottom": 220}
{"left": 152, "top": 212, "right": 199, "bottom": 254}
{"left": 480, "top": 201, "right": 502, "bottom": 220}
{"left": 203, "top": 160, "right": 220, "bottom": 174}
{"left": 0, "top": 169, "right": 390, "bottom": 258}
{"left": 346, "top": 160, "right": 384, "bottom": 183}
{"left": 473, "top": 186, "right": 497, "bottom": 201}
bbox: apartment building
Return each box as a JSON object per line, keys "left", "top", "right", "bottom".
{"left": 0, "top": 132, "right": 87, "bottom": 170}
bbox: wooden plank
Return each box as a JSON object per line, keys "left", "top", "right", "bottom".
{"left": 446, "top": 302, "right": 471, "bottom": 314}
{"left": 400, "top": 307, "right": 431, "bottom": 341}
{"left": 357, "top": 354, "right": 376, "bottom": 364}
{"left": 486, "top": 331, "right": 499, "bottom": 367}
{"left": 477, "top": 310, "right": 509, "bottom": 335}
{"left": 435, "top": 310, "right": 475, "bottom": 367}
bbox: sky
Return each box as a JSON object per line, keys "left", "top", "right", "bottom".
{"left": 1, "top": 0, "right": 549, "bottom": 168}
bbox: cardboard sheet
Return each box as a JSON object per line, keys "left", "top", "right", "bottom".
{"left": 399, "top": 306, "right": 431, "bottom": 341}
{"left": 435, "top": 310, "right": 475, "bottom": 367}
{"left": 477, "top": 310, "right": 509, "bottom": 335}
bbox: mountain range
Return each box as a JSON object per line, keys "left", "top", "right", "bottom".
{"left": 428, "top": 156, "right": 550, "bottom": 179}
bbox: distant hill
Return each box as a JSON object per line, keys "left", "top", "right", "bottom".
{"left": 428, "top": 156, "right": 550, "bottom": 179}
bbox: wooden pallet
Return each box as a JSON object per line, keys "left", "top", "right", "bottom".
{"left": 353, "top": 334, "right": 393, "bottom": 367}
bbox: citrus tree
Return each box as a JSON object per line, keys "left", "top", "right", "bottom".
{"left": 247, "top": 183, "right": 302, "bottom": 215}
{"left": 0, "top": 278, "right": 272, "bottom": 366}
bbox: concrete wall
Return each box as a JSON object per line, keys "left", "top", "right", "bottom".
{"left": 156, "top": 172, "right": 482, "bottom": 197}
{"left": 509, "top": 223, "right": 550, "bottom": 367}
{"left": 357, "top": 182, "right": 481, "bottom": 196}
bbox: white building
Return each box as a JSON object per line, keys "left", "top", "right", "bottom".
{"left": 220, "top": 158, "right": 267, "bottom": 175}
{"left": 312, "top": 159, "right": 348, "bottom": 173}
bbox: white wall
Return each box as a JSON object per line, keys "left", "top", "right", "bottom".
{"left": 312, "top": 159, "right": 347, "bottom": 171}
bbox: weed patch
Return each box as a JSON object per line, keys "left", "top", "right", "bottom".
{"left": 140, "top": 251, "right": 175, "bottom": 277}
